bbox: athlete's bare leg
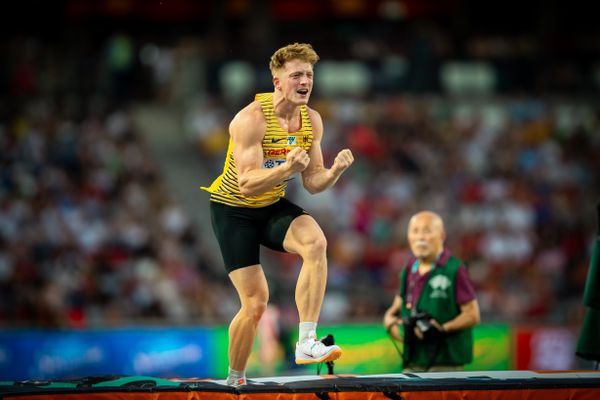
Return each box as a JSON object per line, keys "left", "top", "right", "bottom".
{"left": 283, "top": 214, "right": 327, "bottom": 323}
{"left": 228, "top": 265, "right": 269, "bottom": 371}
{"left": 283, "top": 215, "right": 341, "bottom": 364}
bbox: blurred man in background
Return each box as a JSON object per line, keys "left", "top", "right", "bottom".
{"left": 383, "top": 211, "right": 480, "bottom": 372}
{"left": 202, "top": 43, "right": 354, "bottom": 386}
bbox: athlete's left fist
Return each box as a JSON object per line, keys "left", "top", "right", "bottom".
{"left": 332, "top": 149, "right": 354, "bottom": 174}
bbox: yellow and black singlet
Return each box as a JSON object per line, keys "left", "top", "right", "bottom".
{"left": 201, "top": 93, "right": 313, "bottom": 208}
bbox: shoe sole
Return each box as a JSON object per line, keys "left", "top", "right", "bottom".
{"left": 295, "top": 348, "right": 343, "bottom": 365}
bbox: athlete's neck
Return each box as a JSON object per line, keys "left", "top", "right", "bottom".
{"left": 272, "top": 90, "right": 301, "bottom": 122}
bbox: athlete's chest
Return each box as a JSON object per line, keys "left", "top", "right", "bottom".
{"left": 259, "top": 105, "right": 313, "bottom": 168}
{"left": 261, "top": 132, "right": 312, "bottom": 168}
{"left": 276, "top": 115, "right": 302, "bottom": 132}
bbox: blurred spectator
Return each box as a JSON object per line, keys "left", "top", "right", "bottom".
{"left": 0, "top": 56, "right": 231, "bottom": 326}
{"left": 1, "top": 2, "right": 599, "bottom": 330}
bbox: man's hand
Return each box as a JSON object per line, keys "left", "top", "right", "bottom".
{"left": 430, "top": 319, "right": 445, "bottom": 333}
{"left": 286, "top": 147, "right": 310, "bottom": 173}
{"left": 331, "top": 149, "right": 354, "bottom": 175}
{"left": 414, "top": 318, "right": 445, "bottom": 341}
{"left": 384, "top": 314, "right": 401, "bottom": 332}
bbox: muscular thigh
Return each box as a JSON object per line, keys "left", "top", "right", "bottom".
{"left": 281, "top": 212, "right": 326, "bottom": 255}
{"left": 210, "top": 202, "right": 263, "bottom": 272}
{"left": 260, "top": 198, "right": 308, "bottom": 252}
{"left": 229, "top": 265, "right": 269, "bottom": 305}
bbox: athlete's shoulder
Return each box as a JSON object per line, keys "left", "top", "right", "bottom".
{"left": 235, "top": 100, "right": 264, "bottom": 120}
{"left": 305, "top": 105, "right": 321, "bottom": 120}
{"left": 305, "top": 106, "right": 323, "bottom": 134}
{"left": 230, "top": 101, "right": 265, "bottom": 132}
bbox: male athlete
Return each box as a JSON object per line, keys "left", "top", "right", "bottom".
{"left": 202, "top": 43, "right": 354, "bottom": 386}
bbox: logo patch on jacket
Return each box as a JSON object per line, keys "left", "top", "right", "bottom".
{"left": 429, "top": 275, "right": 451, "bottom": 299}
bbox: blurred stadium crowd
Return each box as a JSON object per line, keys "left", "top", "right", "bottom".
{"left": 1, "top": 0, "right": 598, "bottom": 329}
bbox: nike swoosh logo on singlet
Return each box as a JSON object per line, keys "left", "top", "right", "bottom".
{"left": 271, "top": 137, "right": 286, "bottom": 143}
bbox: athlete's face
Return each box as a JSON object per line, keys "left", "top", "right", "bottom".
{"left": 274, "top": 59, "right": 314, "bottom": 105}
{"left": 407, "top": 212, "right": 445, "bottom": 262}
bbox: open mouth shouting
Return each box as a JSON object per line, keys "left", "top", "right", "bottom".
{"left": 297, "top": 88, "right": 310, "bottom": 98}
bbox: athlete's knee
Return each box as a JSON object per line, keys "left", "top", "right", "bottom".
{"left": 243, "top": 296, "right": 268, "bottom": 322}
{"left": 302, "top": 234, "right": 327, "bottom": 261}
{"left": 248, "top": 300, "right": 267, "bottom": 322}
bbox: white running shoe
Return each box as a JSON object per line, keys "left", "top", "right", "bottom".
{"left": 295, "top": 337, "right": 342, "bottom": 365}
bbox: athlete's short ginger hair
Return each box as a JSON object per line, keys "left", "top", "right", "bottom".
{"left": 269, "top": 43, "right": 320, "bottom": 76}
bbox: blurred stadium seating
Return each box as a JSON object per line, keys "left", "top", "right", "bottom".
{"left": 0, "top": 0, "right": 598, "bottom": 343}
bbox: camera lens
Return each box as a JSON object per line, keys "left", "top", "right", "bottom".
{"left": 416, "top": 319, "right": 431, "bottom": 332}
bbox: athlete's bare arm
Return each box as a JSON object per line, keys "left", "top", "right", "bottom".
{"left": 301, "top": 108, "right": 354, "bottom": 194}
{"left": 233, "top": 102, "right": 310, "bottom": 197}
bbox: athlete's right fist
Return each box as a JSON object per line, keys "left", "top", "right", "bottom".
{"left": 286, "top": 147, "right": 310, "bottom": 173}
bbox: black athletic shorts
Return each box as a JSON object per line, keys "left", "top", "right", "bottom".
{"left": 209, "top": 198, "right": 308, "bottom": 272}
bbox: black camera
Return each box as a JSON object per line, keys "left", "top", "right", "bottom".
{"left": 402, "top": 311, "right": 443, "bottom": 343}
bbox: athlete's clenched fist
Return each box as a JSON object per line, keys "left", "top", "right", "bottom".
{"left": 286, "top": 147, "right": 310, "bottom": 173}
{"left": 331, "top": 149, "right": 354, "bottom": 175}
